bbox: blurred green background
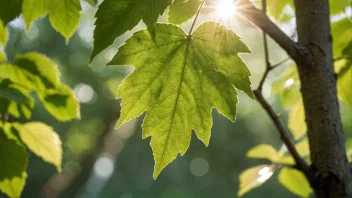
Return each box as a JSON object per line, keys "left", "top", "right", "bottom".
{"left": 2, "top": 2, "right": 352, "bottom": 198}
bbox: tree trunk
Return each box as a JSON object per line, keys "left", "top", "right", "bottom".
{"left": 293, "top": 0, "right": 352, "bottom": 197}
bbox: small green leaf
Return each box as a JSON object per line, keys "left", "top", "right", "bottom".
{"left": 91, "top": 0, "right": 173, "bottom": 61}
{"left": 49, "top": 0, "right": 81, "bottom": 42}
{"left": 266, "top": 0, "right": 294, "bottom": 22}
{"left": 0, "top": 53, "right": 60, "bottom": 90}
{"left": 17, "top": 122, "right": 62, "bottom": 172}
{"left": 346, "top": 138, "right": 352, "bottom": 161}
{"left": 332, "top": 19, "right": 352, "bottom": 58}
{"left": 238, "top": 165, "right": 276, "bottom": 197}
{"left": 84, "top": 0, "right": 98, "bottom": 6}
{"left": 272, "top": 64, "right": 301, "bottom": 109}
{"left": 338, "top": 62, "right": 352, "bottom": 107}
{"left": 247, "top": 144, "right": 281, "bottom": 162}
{"left": 22, "top": 0, "right": 50, "bottom": 30}
{"left": 111, "top": 22, "right": 252, "bottom": 178}
{"left": 288, "top": 100, "right": 307, "bottom": 140}
{"left": 0, "top": 136, "right": 29, "bottom": 198}
{"left": 168, "top": 0, "right": 202, "bottom": 24}
{"left": 0, "top": 20, "right": 8, "bottom": 47}
{"left": 37, "top": 85, "right": 80, "bottom": 121}
{"left": 295, "top": 138, "right": 310, "bottom": 158}
{"left": 0, "top": 51, "right": 6, "bottom": 62}
{"left": 0, "top": 0, "right": 22, "bottom": 25}
{"left": 0, "top": 79, "right": 34, "bottom": 119}
{"left": 278, "top": 168, "right": 312, "bottom": 197}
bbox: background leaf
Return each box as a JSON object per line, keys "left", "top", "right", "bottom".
{"left": 288, "top": 100, "right": 307, "bottom": 140}
{"left": 17, "top": 122, "right": 62, "bottom": 172}
{"left": 49, "top": 0, "right": 81, "bottom": 42}
{"left": 0, "top": 136, "right": 28, "bottom": 198}
{"left": 278, "top": 168, "right": 312, "bottom": 197}
{"left": 22, "top": 0, "right": 49, "bottom": 30}
{"left": 84, "top": 0, "right": 98, "bottom": 7}
{"left": 0, "top": 0, "right": 22, "bottom": 25}
{"left": 247, "top": 144, "right": 281, "bottom": 162}
{"left": 91, "top": 0, "right": 173, "bottom": 61}
{"left": 168, "top": 0, "right": 203, "bottom": 24}
{"left": 37, "top": 85, "right": 80, "bottom": 121}
{"left": 0, "top": 20, "right": 8, "bottom": 47}
{"left": 238, "top": 165, "right": 276, "bottom": 197}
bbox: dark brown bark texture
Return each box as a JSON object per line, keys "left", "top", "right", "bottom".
{"left": 294, "top": 0, "right": 352, "bottom": 197}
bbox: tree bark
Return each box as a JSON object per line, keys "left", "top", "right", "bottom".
{"left": 293, "top": 0, "right": 352, "bottom": 197}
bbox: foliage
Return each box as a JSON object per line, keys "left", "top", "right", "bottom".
{"left": 0, "top": 0, "right": 352, "bottom": 197}
{"left": 0, "top": 10, "right": 79, "bottom": 196}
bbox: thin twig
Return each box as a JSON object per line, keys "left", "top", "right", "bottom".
{"left": 254, "top": 90, "right": 313, "bottom": 180}
{"left": 334, "top": 55, "right": 352, "bottom": 62}
{"left": 237, "top": 0, "right": 305, "bottom": 63}
{"left": 272, "top": 56, "right": 291, "bottom": 67}
{"left": 188, "top": 0, "right": 206, "bottom": 35}
{"left": 252, "top": 0, "right": 313, "bottom": 182}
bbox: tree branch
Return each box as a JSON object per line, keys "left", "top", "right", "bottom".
{"left": 253, "top": 90, "right": 313, "bottom": 180}
{"left": 237, "top": 0, "right": 304, "bottom": 63}
{"left": 250, "top": 0, "right": 313, "bottom": 182}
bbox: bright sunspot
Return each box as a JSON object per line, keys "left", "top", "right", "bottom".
{"left": 216, "top": 0, "right": 237, "bottom": 20}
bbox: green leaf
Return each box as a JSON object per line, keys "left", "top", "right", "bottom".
{"left": 247, "top": 144, "right": 281, "bottom": 162}
{"left": 37, "top": 85, "right": 80, "bottom": 121}
{"left": 0, "top": 136, "right": 29, "bottom": 198}
{"left": 0, "top": 53, "right": 60, "bottom": 90}
{"left": 332, "top": 19, "right": 352, "bottom": 57}
{"left": 329, "top": 0, "right": 349, "bottom": 15}
{"left": 0, "top": 51, "right": 6, "bottom": 62}
{"left": 338, "top": 62, "right": 352, "bottom": 107}
{"left": 49, "top": 0, "right": 81, "bottom": 42}
{"left": 22, "top": 0, "right": 50, "bottom": 30}
{"left": 0, "top": 0, "right": 22, "bottom": 25}
{"left": 295, "top": 138, "right": 310, "bottom": 158}
{"left": 0, "top": 79, "right": 34, "bottom": 119}
{"left": 0, "top": 53, "right": 80, "bottom": 120}
{"left": 346, "top": 138, "right": 352, "bottom": 161}
{"left": 91, "top": 0, "right": 173, "bottom": 61}
{"left": 22, "top": 0, "right": 81, "bottom": 40}
{"left": 84, "top": 0, "right": 98, "bottom": 7}
{"left": 278, "top": 168, "right": 312, "bottom": 197}
{"left": 0, "top": 20, "right": 8, "bottom": 47}
{"left": 168, "top": 0, "right": 202, "bottom": 24}
{"left": 238, "top": 165, "right": 276, "bottom": 197}
{"left": 17, "top": 122, "right": 62, "bottom": 172}
{"left": 111, "top": 22, "right": 252, "bottom": 178}
{"left": 272, "top": 64, "right": 301, "bottom": 109}
{"left": 288, "top": 100, "right": 307, "bottom": 140}
{"left": 266, "top": 0, "right": 294, "bottom": 22}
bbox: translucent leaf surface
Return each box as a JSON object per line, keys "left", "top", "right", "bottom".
{"left": 22, "top": 0, "right": 49, "bottom": 30}
{"left": 278, "top": 168, "right": 312, "bottom": 197}
{"left": 91, "top": 0, "right": 173, "bottom": 61}
{"left": 0, "top": 136, "right": 28, "bottom": 198}
{"left": 0, "top": 20, "right": 8, "bottom": 47}
{"left": 288, "top": 100, "right": 307, "bottom": 140}
{"left": 22, "top": 0, "right": 81, "bottom": 40}
{"left": 247, "top": 144, "right": 281, "bottom": 162}
{"left": 17, "top": 122, "right": 62, "bottom": 172}
{"left": 238, "top": 165, "right": 276, "bottom": 197}
{"left": 111, "top": 22, "right": 252, "bottom": 178}
{"left": 37, "top": 85, "right": 80, "bottom": 121}
{"left": 168, "top": 0, "right": 202, "bottom": 24}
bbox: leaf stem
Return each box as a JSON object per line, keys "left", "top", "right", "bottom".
{"left": 188, "top": 0, "right": 206, "bottom": 35}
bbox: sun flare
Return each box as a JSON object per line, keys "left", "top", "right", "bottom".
{"left": 215, "top": 0, "right": 237, "bottom": 20}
